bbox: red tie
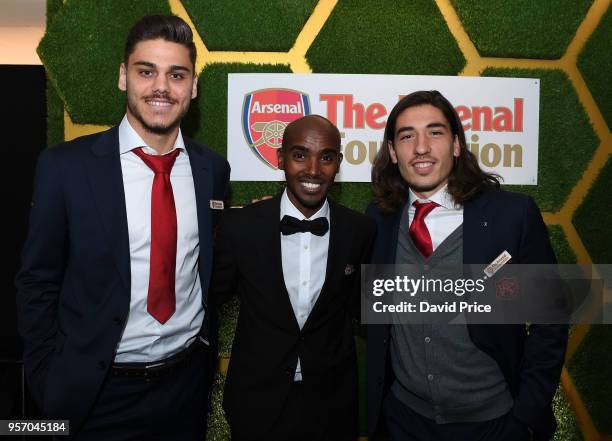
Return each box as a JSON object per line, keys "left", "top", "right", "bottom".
{"left": 409, "top": 201, "right": 439, "bottom": 258}
{"left": 133, "top": 147, "right": 180, "bottom": 324}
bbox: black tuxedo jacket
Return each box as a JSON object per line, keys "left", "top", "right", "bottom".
{"left": 211, "top": 195, "right": 376, "bottom": 439}
{"left": 15, "top": 126, "right": 230, "bottom": 431}
{"left": 366, "top": 187, "right": 568, "bottom": 441}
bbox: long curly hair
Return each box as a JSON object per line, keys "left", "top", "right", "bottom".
{"left": 372, "top": 90, "right": 500, "bottom": 212}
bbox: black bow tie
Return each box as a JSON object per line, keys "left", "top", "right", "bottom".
{"left": 280, "top": 215, "right": 329, "bottom": 236}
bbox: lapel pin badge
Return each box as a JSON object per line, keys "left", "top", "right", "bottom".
{"left": 483, "top": 250, "right": 512, "bottom": 280}
{"left": 210, "top": 200, "right": 224, "bottom": 210}
{"left": 344, "top": 264, "right": 355, "bottom": 276}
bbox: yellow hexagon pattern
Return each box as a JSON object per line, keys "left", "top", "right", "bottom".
{"left": 62, "top": 1, "right": 611, "bottom": 439}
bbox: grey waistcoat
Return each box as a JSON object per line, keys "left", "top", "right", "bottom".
{"left": 390, "top": 202, "right": 513, "bottom": 424}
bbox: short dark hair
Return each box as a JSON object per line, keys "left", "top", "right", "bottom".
{"left": 281, "top": 114, "right": 341, "bottom": 150}
{"left": 372, "top": 90, "right": 500, "bottom": 212}
{"left": 124, "top": 15, "right": 196, "bottom": 70}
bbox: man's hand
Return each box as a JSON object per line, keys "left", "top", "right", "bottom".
{"left": 251, "top": 195, "right": 273, "bottom": 204}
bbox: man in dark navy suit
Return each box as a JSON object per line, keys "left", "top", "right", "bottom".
{"left": 15, "top": 15, "right": 229, "bottom": 440}
{"left": 366, "top": 90, "right": 567, "bottom": 441}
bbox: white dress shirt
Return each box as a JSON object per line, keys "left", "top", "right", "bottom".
{"left": 115, "top": 115, "right": 203, "bottom": 363}
{"left": 280, "top": 189, "right": 330, "bottom": 380}
{"left": 408, "top": 185, "right": 463, "bottom": 250}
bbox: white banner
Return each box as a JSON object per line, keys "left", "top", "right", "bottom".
{"left": 227, "top": 74, "right": 539, "bottom": 184}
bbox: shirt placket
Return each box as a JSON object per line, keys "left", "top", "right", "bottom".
{"left": 429, "top": 324, "right": 444, "bottom": 423}
{"left": 297, "top": 232, "right": 311, "bottom": 329}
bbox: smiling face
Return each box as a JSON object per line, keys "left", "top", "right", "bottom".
{"left": 118, "top": 38, "right": 197, "bottom": 140}
{"left": 278, "top": 116, "right": 343, "bottom": 218}
{"left": 388, "top": 104, "right": 460, "bottom": 199}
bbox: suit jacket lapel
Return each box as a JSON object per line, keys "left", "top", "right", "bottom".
{"left": 185, "top": 141, "right": 213, "bottom": 307}
{"left": 463, "top": 188, "right": 493, "bottom": 264}
{"left": 388, "top": 209, "right": 402, "bottom": 264}
{"left": 257, "top": 196, "right": 301, "bottom": 332}
{"left": 86, "top": 127, "right": 131, "bottom": 288}
{"left": 322, "top": 199, "right": 343, "bottom": 290}
{"left": 304, "top": 199, "right": 346, "bottom": 328}
{"left": 373, "top": 207, "right": 401, "bottom": 265}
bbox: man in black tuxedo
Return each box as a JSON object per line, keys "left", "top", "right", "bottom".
{"left": 366, "top": 91, "right": 568, "bottom": 441}
{"left": 15, "top": 15, "right": 229, "bottom": 440}
{"left": 212, "top": 115, "right": 375, "bottom": 441}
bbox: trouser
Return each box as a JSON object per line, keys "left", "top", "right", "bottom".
{"left": 382, "top": 391, "right": 531, "bottom": 441}
{"left": 75, "top": 342, "right": 209, "bottom": 441}
{"left": 231, "top": 381, "right": 358, "bottom": 441}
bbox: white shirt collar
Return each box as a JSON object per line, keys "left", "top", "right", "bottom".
{"left": 408, "top": 185, "right": 461, "bottom": 210}
{"left": 280, "top": 188, "right": 330, "bottom": 221}
{"left": 118, "top": 114, "right": 186, "bottom": 155}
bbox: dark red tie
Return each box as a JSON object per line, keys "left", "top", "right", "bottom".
{"left": 133, "top": 147, "right": 180, "bottom": 324}
{"left": 409, "top": 201, "right": 439, "bottom": 258}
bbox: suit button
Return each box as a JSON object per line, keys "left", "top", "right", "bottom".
{"left": 285, "top": 367, "right": 293, "bottom": 375}
{"left": 98, "top": 361, "right": 106, "bottom": 370}
{"left": 113, "top": 316, "right": 123, "bottom": 325}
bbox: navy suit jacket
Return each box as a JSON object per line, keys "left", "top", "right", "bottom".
{"left": 366, "top": 186, "right": 568, "bottom": 440}
{"left": 15, "top": 126, "right": 230, "bottom": 431}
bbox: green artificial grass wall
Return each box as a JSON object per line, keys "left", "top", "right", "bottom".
{"left": 552, "top": 387, "right": 583, "bottom": 441}
{"left": 573, "top": 157, "right": 612, "bottom": 264}
{"left": 217, "top": 296, "right": 239, "bottom": 358}
{"left": 181, "top": 62, "right": 293, "bottom": 206}
{"left": 45, "top": 0, "right": 64, "bottom": 146}
{"left": 38, "top": 0, "right": 173, "bottom": 125}
{"left": 482, "top": 68, "right": 598, "bottom": 212}
{"left": 548, "top": 225, "right": 578, "bottom": 264}
{"left": 182, "top": 0, "right": 317, "bottom": 51}
{"left": 568, "top": 325, "right": 612, "bottom": 434}
{"left": 451, "top": 0, "right": 593, "bottom": 59}
{"left": 578, "top": 7, "right": 612, "bottom": 131}
{"left": 39, "top": 1, "right": 610, "bottom": 440}
{"left": 306, "top": 0, "right": 465, "bottom": 75}
{"left": 208, "top": 373, "right": 231, "bottom": 441}
{"left": 47, "top": 0, "right": 62, "bottom": 18}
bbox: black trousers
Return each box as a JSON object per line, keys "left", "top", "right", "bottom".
{"left": 75, "top": 343, "right": 209, "bottom": 441}
{"left": 382, "top": 391, "right": 531, "bottom": 441}
{"left": 231, "top": 381, "right": 358, "bottom": 441}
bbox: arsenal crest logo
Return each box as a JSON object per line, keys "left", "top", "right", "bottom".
{"left": 496, "top": 276, "right": 519, "bottom": 300}
{"left": 242, "top": 88, "right": 310, "bottom": 169}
